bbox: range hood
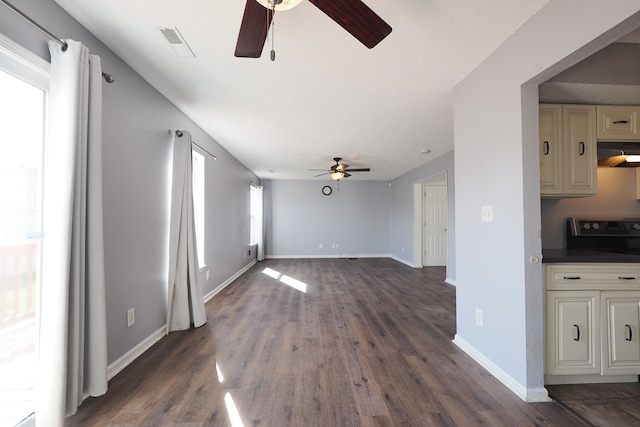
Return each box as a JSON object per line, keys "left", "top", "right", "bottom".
{"left": 597, "top": 141, "right": 640, "bottom": 167}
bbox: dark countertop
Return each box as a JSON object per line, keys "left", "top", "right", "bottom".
{"left": 543, "top": 249, "right": 640, "bottom": 263}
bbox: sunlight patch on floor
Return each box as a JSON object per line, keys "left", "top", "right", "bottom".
{"left": 280, "top": 275, "right": 307, "bottom": 293}
{"left": 215, "top": 362, "right": 224, "bottom": 383}
{"left": 224, "top": 392, "right": 245, "bottom": 427}
{"left": 262, "top": 268, "right": 308, "bottom": 293}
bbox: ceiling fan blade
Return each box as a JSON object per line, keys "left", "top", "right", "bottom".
{"left": 344, "top": 168, "right": 370, "bottom": 172}
{"left": 343, "top": 172, "right": 352, "bottom": 178}
{"left": 235, "top": 0, "right": 273, "bottom": 58}
{"left": 314, "top": 172, "right": 330, "bottom": 177}
{"left": 307, "top": 0, "right": 392, "bottom": 49}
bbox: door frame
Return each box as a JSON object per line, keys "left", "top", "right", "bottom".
{"left": 412, "top": 171, "right": 447, "bottom": 268}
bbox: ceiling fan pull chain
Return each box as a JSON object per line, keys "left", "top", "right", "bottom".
{"left": 270, "top": 7, "right": 276, "bottom": 61}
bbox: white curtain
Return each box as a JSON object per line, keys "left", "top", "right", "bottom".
{"left": 255, "top": 185, "right": 265, "bottom": 261}
{"left": 38, "top": 40, "right": 108, "bottom": 425}
{"left": 167, "top": 131, "right": 207, "bottom": 332}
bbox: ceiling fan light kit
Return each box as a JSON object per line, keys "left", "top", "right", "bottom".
{"left": 255, "top": 0, "right": 302, "bottom": 11}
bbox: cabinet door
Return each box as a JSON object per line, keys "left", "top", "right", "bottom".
{"left": 602, "top": 292, "right": 640, "bottom": 375}
{"left": 597, "top": 105, "right": 640, "bottom": 141}
{"left": 562, "top": 105, "right": 597, "bottom": 196}
{"left": 546, "top": 291, "right": 600, "bottom": 375}
{"left": 539, "top": 104, "right": 562, "bottom": 195}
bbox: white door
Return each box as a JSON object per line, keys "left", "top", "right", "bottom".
{"left": 422, "top": 183, "right": 446, "bottom": 266}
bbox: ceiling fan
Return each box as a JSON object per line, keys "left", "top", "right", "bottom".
{"left": 235, "top": 0, "right": 392, "bottom": 58}
{"left": 311, "top": 157, "right": 371, "bottom": 181}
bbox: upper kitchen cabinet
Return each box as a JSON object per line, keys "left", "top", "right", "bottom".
{"left": 597, "top": 105, "right": 640, "bottom": 141}
{"left": 540, "top": 104, "right": 597, "bottom": 198}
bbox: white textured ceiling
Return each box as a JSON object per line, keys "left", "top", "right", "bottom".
{"left": 53, "top": 0, "right": 550, "bottom": 180}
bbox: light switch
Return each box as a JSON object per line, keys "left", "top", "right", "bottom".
{"left": 481, "top": 205, "right": 493, "bottom": 222}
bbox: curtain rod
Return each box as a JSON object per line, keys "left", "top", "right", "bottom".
{"left": 171, "top": 130, "right": 217, "bottom": 160}
{"left": 0, "top": 0, "right": 115, "bottom": 83}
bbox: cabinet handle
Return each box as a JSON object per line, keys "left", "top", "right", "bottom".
{"left": 563, "top": 276, "right": 581, "bottom": 280}
{"left": 618, "top": 276, "right": 636, "bottom": 280}
{"left": 574, "top": 324, "right": 580, "bottom": 341}
{"left": 543, "top": 141, "right": 549, "bottom": 155}
{"left": 626, "top": 324, "right": 633, "bottom": 342}
{"left": 613, "top": 120, "right": 629, "bottom": 124}
{"left": 578, "top": 141, "right": 585, "bottom": 156}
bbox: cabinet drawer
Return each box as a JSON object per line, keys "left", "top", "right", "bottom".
{"left": 597, "top": 105, "right": 640, "bottom": 141}
{"left": 546, "top": 264, "right": 640, "bottom": 290}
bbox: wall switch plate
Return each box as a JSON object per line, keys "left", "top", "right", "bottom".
{"left": 127, "top": 308, "right": 135, "bottom": 328}
{"left": 481, "top": 205, "right": 494, "bottom": 222}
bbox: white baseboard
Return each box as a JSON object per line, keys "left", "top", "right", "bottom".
{"left": 265, "top": 253, "right": 390, "bottom": 260}
{"left": 389, "top": 254, "right": 419, "bottom": 268}
{"left": 204, "top": 259, "right": 257, "bottom": 303}
{"left": 107, "top": 325, "right": 166, "bottom": 380}
{"left": 445, "top": 277, "right": 456, "bottom": 287}
{"left": 453, "top": 334, "right": 551, "bottom": 403}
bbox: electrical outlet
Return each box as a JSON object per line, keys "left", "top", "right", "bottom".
{"left": 319, "top": 243, "right": 323, "bottom": 249}
{"left": 475, "top": 308, "right": 483, "bottom": 327}
{"left": 127, "top": 308, "right": 135, "bottom": 328}
{"left": 335, "top": 243, "right": 339, "bottom": 249}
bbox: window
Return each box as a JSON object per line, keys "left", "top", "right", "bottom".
{"left": 249, "top": 184, "right": 260, "bottom": 245}
{"left": 191, "top": 149, "right": 205, "bottom": 268}
{"left": 0, "top": 34, "right": 49, "bottom": 427}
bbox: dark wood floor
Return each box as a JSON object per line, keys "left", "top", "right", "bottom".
{"left": 66, "top": 258, "right": 587, "bottom": 426}
{"left": 547, "top": 382, "right": 640, "bottom": 427}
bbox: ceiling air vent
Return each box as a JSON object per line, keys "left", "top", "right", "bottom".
{"left": 159, "top": 27, "right": 195, "bottom": 58}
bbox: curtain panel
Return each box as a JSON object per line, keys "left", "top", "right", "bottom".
{"left": 255, "top": 185, "right": 264, "bottom": 261}
{"left": 39, "top": 40, "right": 108, "bottom": 425}
{"left": 167, "top": 131, "right": 207, "bottom": 332}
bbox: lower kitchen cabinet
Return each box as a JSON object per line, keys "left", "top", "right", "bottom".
{"left": 546, "top": 291, "right": 600, "bottom": 375}
{"left": 544, "top": 264, "right": 640, "bottom": 383}
{"left": 602, "top": 292, "right": 640, "bottom": 375}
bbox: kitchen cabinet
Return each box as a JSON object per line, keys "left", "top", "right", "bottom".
{"left": 597, "top": 105, "right": 640, "bottom": 141}
{"left": 602, "top": 292, "right": 640, "bottom": 375}
{"left": 539, "top": 104, "right": 597, "bottom": 197}
{"left": 546, "top": 291, "right": 600, "bottom": 375}
{"left": 544, "top": 264, "right": 640, "bottom": 383}
{"left": 539, "top": 104, "right": 562, "bottom": 194}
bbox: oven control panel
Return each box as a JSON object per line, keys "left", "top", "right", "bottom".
{"left": 570, "top": 218, "right": 640, "bottom": 236}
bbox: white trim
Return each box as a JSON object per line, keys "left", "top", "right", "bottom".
{"left": 203, "top": 260, "right": 257, "bottom": 303}
{"left": 445, "top": 277, "right": 456, "bottom": 287}
{"left": 412, "top": 182, "right": 423, "bottom": 267}
{"left": 107, "top": 326, "right": 166, "bottom": 380}
{"left": 265, "top": 253, "right": 391, "bottom": 260}
{"left": 453, "top": 334, "right": 551, "bottom": 403}
{"left": 0, "top": 33, "right": 50, "bottom": 88}
{"left": 389, "top": 254, "right": 419, "bottom": 268}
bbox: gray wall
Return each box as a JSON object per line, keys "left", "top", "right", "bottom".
{"left": 1, "top": 0, "right": 258, "bottom": 365}
{"left": 542, "top": 168, "right": 640, "bottom": 248}
{"left": 389, "top": 151, "right": 456, "bottom": 282}
{"left": 264, "top": 180, "right": 390, "bottom": 258}
{"left": 454, "top": 0, "right": 640, "bottom": 399}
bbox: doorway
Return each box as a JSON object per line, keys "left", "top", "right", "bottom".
{"left": 422, "top": 175, "right": 447, "bottom": 266}
{"left": 413, "top": 172, "right": 448, "bottom": 268}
